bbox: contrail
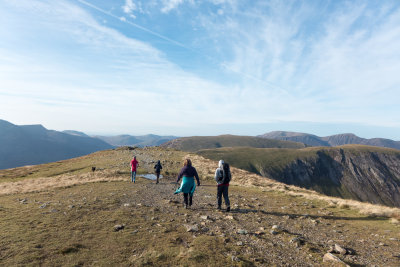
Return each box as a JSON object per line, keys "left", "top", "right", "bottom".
{"left": 76, "top": 0, "right": 191, "bottom": 50}
{"left": 75, "top": 0, "right": 289, "bottom": 94}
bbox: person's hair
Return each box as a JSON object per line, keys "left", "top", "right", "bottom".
{"left": 133, "top": 156, "right": 136, "bottom": 159}
{"left": 184, "top": 158, "right": 192, "bottom": 166}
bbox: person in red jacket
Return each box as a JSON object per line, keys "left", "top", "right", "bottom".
{"left": 130, "top": 156, "right": 139, "bottom": 183}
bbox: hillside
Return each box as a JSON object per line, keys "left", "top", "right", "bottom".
{"left": 0, "top": 147, "right": 399, "bottom": 266}
{"left": 259, "top": 131, "right": 330, "bottom": 146}
{"left": 197, "top": 145, "right": 400, "bottom": 207}
{"left": 0, "top": 119, "right": 113, "bottom": 170}
{"left": 161, "top": 135, "right": 305, "bottom": 152}
{"left": 259, "top": 131, "right": 400, "bottom": 150}
{"left": 95, "top": 134, "right": 178, "bottom": 147}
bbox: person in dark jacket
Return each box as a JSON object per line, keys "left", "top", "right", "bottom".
{"left": 174, "top": 158, "right": 200, "bottom": 209}
{"left": 154, "top": 160, "right": 162, "bottom": 184}
{"left": 215, "top": 160, "right": 231, "bottom": 212}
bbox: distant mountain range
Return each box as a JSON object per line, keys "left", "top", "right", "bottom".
{"left": 161, "top": 134, "right": 305, "bottom": 152}
{"left": 94, "top": 134, "right": 177, "bottom": 147}
{"left": 259, "top": 131, "right": 400, "bottom": 150}
{"left": 0, "top": 119, "right": 178, "bottom": 169}
{"left": 0, "top": 120, "right": 113, "bottom": 170}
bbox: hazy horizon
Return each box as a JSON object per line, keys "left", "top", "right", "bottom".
{"left": 3, "top": 118, "right": 400, "bottom": 141}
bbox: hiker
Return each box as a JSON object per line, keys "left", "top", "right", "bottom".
{"left": 130, "top": 156, "right": 139, "bottom": 183}
{"left": 174, "top": 158, "right": 200, "bottom": 209}
{"left": 154, "top": 160, "right": 162, "bottom": 184}
{"left": 215, "top": 160, "right": 231, "bottom": 212}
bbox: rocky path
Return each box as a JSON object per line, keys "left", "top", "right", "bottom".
{"left": 118, "top": 176, "right": 400, "bottom": 266}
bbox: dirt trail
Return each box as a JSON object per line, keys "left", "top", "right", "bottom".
{"left": 119, "top": 176, "right": 400, "bottom": 266}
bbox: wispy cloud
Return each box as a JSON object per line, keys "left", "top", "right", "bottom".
{"left": 195, "top": 1, "right": 400, "bottom": 126}
{"left": 0, "top": 0, "right": 245, "bottom": 134}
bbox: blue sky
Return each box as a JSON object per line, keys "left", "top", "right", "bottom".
{"left": 1, "top": 0, "right": 400, "bottom": 139}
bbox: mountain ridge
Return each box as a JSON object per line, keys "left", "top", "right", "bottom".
{"left": 0, "top": 119, "right": 113, "bottom": 170}
{"left": 259, "top": 131, "right": 400, "bottom": 150}
{"left": 161, "top": 134, "right": 306, "bottom": 152}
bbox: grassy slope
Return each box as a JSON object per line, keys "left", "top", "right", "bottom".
{"left": 161, "top": 135, "right": 305, "bottom": 152}
{"left": 1, "top": 147, "right": 400, "bottom": 266}
{"left": 0, "top": 147, "right": 185, "bottom": 183}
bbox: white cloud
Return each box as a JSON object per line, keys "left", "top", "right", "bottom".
{"left": 123, "top": 0, "right": 136, "bottom": 14}
{"left": 161, "top": 0, "right": 184, "bottom": 13}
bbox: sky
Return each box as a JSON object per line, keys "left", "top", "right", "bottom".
{"left": 1, "top": 0, "right": 400, "bottom": 139}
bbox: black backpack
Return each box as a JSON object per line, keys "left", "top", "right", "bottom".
{"left": 216, "top": 168, "right": 224, "bottom": 183}
{"left": 222, "top": 163, "right": 231, "bottom": 184}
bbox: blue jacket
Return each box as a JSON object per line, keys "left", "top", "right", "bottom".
{"left": 177, "top": 165, "right": 200, "bottom": 185}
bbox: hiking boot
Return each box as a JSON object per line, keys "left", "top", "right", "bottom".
{"left": 184, "top": 204, "right": 188, "bottom": 209}
{"left": 217, "top": 206, "right": 222, "bottom": 211}
{"left": 226, "top": 206, "right": 231, "bottom": 212}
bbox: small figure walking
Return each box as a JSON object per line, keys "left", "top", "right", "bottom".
{"left": 130, "top": 156, "right": 139, "bottom": 183}
{"left": 174, "top": 158, "right": 200, "bottom": 209}
{"left": 215, "top": 160, "right": 231, "bottom": 212}
{"left": 154, "top": 160, "right": 162, "bottom": 184}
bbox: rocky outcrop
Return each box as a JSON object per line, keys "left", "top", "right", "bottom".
{"left": 259, "top": 147, "right": 400, "bottom": 207}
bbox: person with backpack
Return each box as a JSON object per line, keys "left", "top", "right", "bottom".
{"left": 130, "top": 156, "right": 139, "bottom": 183}
{"left": 174, "top": 158, "right": 200, "bottom": 209}
{"left": 215, "top": 160, "right": 231, "bottom": 212}
{"left": 154, "top": 160, "right": 162, "bottom": 184}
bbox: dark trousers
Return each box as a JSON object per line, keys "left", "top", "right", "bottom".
{"left": 217, "top": 185, "right": 230, "bottom": 208}
{"left": 183, "top": 193, "right": 193, "bottom": 206}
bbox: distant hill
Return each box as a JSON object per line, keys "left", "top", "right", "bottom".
{"left": 62, "top": 130, "right": 89, "bottom": 137}
{"left": 259, "top": 131, "right": 400, "bottom": 150}
{"left": 160, "top": 134, "right": 305, "bottom": 152}
{"left": 95, "top": 134, "right": 178, "bottom": 147}
{"left": 0, "top": 119, "right": 113, "bottom": 170}
{"left": 198, "top": 145, "right": 400, "bottom": 207}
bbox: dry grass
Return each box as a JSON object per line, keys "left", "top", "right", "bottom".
{"left": 0, "top": 170, "right": 127, "bottom": 195}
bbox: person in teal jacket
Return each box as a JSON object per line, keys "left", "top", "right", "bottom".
{"left": 174, "top": 158, "right": 200, "bottom": 209}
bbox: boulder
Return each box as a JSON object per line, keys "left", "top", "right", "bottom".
{"left": 323, "top": 253, "right": 349, "bottom": 266}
